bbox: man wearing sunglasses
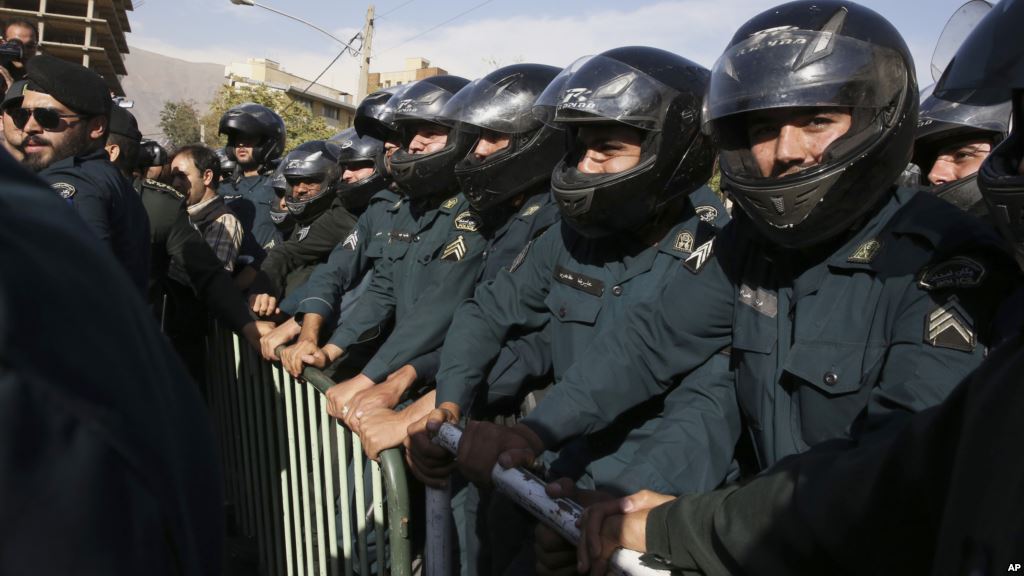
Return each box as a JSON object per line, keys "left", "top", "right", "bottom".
{"left": 4, "top": 54, "right": 149, "bottom": 294}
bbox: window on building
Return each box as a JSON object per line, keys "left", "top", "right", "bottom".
{"left": 293, "top": 97, "right": 312, "bottom": 112}
{"left": 323, "top": 107, "right": 339, "bottom": 120}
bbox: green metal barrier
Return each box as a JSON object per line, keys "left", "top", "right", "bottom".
{"left": 206, "top": 321, "right": 413, "bottom": 575}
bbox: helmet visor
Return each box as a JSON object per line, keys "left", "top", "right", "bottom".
{"left": 533, "top": 55, "right": 678, "bottom": 131}
{"left": 934, "top": 0, "right": 1024, "bottom": 105}
{"left": 393, "top": 80, "right": 455, "bottom": 124}
{"left": 706, "top": 28, "right": 908, "bottom": 125}
{"left": 440, "top": 75, "right": 544, "bottom": 134}
{"left": 919, "top": 92, "right": 1010, "bottom": 135}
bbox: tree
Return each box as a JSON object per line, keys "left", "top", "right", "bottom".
{"left": 201, "top": 83, "right": 337, "bottom": 154}
{"left": 159, "top": 99, "right": 202, "bottom": 149}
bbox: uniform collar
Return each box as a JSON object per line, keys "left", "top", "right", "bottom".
{"left": 825, "top": 187, "right": 913, "bottom": 273}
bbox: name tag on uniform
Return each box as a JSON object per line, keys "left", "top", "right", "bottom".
{"left": 554, "top": 266, "right": 604, "bottom": 297}
{"left": 389, "top": 230, "right": 414, "bottom": 243}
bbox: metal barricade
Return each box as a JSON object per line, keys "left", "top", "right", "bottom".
{"left": 206, "top": 321, "right": 413, "bottom": 575}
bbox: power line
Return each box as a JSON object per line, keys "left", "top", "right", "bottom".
{"left": 281, "top": 30, "right": 363, "bottom": 114}
{"left": 377, "top": 0, "right": 417, "bottom": 19}
{"left": 375, "top": 0, "right": 498, "bottom": 57}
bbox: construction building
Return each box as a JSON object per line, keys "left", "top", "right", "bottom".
{"left": 0, "top": 0, "right": 132, "bottom": 95}
{"left": 226, "top": 58, "right": 356, "bottom": 129}
{"left": 367, "top": 56, "right": 447, "bottom": 93}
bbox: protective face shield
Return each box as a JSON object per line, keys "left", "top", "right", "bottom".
{"left": 212, "top": 146, "right": 238, "bottom": 181}
{"left": 137, "top": 140, "right": 169, "bottom": 169}
{"left": 706, "top": 1, "right": 918, "bottom": 249}
{"left": 329, "top": 127, "right": 390, "bottom": 212}
{"left": 219, "top": 102, "right": 286, "bottom": 171}
{"left": 281, "top": 140, "right": 343, "bottom": 225}
{"left": 442, "top": 63, "right": 565, "bottom": 212}
{"left": 267, "top": 160, "right": 293, "bottom": 232}
{"left": 533, "top": 48, "right": 714, "bottom": 238}
{"left": 388, "top": 75, "right": 472, "bottom": 199}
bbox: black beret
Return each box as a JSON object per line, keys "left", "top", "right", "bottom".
{"left": 25, "top": 54, "right": 112, "bottom": 116}
{"left": 108, "top": 105, "right": 141, "bottom": 142}
{"left": 1, "top": 79, "right": 27, "bottom": 109}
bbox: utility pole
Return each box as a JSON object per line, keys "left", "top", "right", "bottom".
{"left": 357, "top": 4, "right": 375, "bottom": 103}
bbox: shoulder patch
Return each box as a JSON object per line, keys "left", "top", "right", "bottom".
{"left": 51, "top": 182, "right": 76, "bottom": 200}
{"left": 521, "top": 204, "right": 541, "bottom": 217}
{"left": 442, "top": 196, "right": 459, "bottom": 210}
{"left": 695, "top": 205, "right": 719, "bottom": 223}
{"left": 673, "top": 230, "right": 695, "bottom": 254}
{"left": 441, "top": 235, "right": 468, "bottom": 262}
{"left": 343, "top": 229, "right": 359, "bottom": 251}
{"left": 925, "top": 296, "right": 976, "bottom": 352}
{"left": 683, "top": 238, "right": 714, "bottom": 274}
{"left": 454, "top": 210, "right": 481, "bottom": 233}
{"left": 297, "top": 225, "right": 311, "bottom": 242}
{"left": 392, "top": 199, "right": 403, "bottom": 210}
{"left": 848, "top": 239, "right": 882, "bottom": 264}
{"left": 509, "top": 240, "right": 532, "bottom": 273}
{"left": 918, "top": 256, "right": 987, "bottom": 291}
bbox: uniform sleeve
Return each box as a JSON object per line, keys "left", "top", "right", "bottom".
{"left": 521, "top": 254, "right": 736, "bottom": 450}
{"left": 261, "top": 207, "right": 358, "bottom": 297}
{"left": 359, "top": 231, "right": 489, "bottom": 383}
{"left": 292, "top": 212, "right": 375, "bottom": 320}
{"left": 328, "top": 251, "right": 399, "bottom": 351}
{"left": 435, "top": 230, "right": 561, "bottom": 409}
{"left": 408, "top": 350, "right": 443, "bottom": 383}
{"left": 482, "top": 325, "right": 554, "bottom": 405}
{"left": 45, "top": 172, "right": 113, "bottom": 247}
{"left": 610, "top": 351, "right": 739, "bottom": 496}
{"left": 167, "top": 210, "right": 253, "bottom": 332}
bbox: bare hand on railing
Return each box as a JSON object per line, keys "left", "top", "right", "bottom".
{"left": 567, "top": 484, "right": 673, "bottom": 576}
{"left": 249, "top": 293, "right": 280, "bottom": 317}
{"left": 456, "top": 421, "right": 545, "bottom": 488}
{"left": 406, "top": 404, "right": 461, "bottom": 488}
{"left": 259, "top": 318, "right": 298, "bottom": 361}
{"left": 324, "top": 373, "right": 375, "bottom": 420}
{"left": 360, "top": 390, "right": 437, "bottom": 460}
{"left": 535, "top": 479, "right": 615, "bottom": 576}
{"left": 343, "top": 364, "right": 418, "bottom": 432}
{"left": 281, "top": 337, "right": 319, "bottom": 376}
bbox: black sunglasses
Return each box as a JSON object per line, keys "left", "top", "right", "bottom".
{"left": 6, "top": 107, "right": 88, "bottom": 131}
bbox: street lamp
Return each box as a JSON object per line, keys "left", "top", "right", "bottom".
{"left": 228, "top": 0, "right": 360, "bottom": 54}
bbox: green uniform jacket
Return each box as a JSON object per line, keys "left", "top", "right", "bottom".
{"left": 282, "top": 189, "right": 401, "bottom": 319}
{"left": 522, "top": 187, "right": 1016, "bottom": 471}
{"left": 328, "top": 194, "right": 488, "bottom": 382}
{"left": 436, "top": 187, "right": 738, "bottom": 493}
{"left": 260, "top": 198, "right": 358, "bottom": 298}
{"left": 136, "top": 178, "right": 253, "bottom": 333}
{"left": 645, "top": 327, "right": 1024, "bottom": 576}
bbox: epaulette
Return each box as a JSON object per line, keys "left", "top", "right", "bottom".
{"left": 141, "top": 178, "right": 185, "bottom": 200}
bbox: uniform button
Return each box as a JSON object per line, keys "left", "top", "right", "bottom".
{"left": 414, "top": 235, "right": 421, "bottom": 242}
{"left": 558, "top": 307, "right": 567, "bottom": 318}
{"left": 612, "top": 285, "right": 624, "bottom": 297}
{"left": 823, "top": 371, "right": 839, "bottom": 386}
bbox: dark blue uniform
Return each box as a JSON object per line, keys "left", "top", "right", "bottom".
{"left": 0, "top": 150, "right": 221, "bottom": 575}
{"left": 524, "top": 187, "right": 1017, "bottom": 476}
{"left": 218, "top": 174, "right": 282, "bottom": 252}
{"left": 40, "top": 148, "right": 150, "bottom": 294}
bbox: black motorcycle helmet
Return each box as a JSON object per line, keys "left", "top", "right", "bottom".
{"left": 388, "top": 75, "right": 472, "bottom": 199}
{"left": 281, "top": 140, "right": 343, "bottom": 225}
{"left": 937, "top": 0, "right": 1024, "bottom": 265}
{"left": 913, "top": 86, "right": 1009, "bottom": 216}
{"left": 137, "top": 139, "right": 169, "bottom": 169}
{"left": 267, "top": 159, "right": 293, "bottom": 231}
{"left": 533, "top": 47, "right": 714, "bottom": 238}
{"left": 354, "top": 84, "right": 408, "bottom": 143}
{"left": 329, "top": 127, "right": 391, "bottom": 212}
{"left": 706, "top": 0, "right": 918, "bottom": 249}
{"left": 212, "top": 146, "right": 238, "bottom": 181}
{"left": 442, "top": 63, "right": 565, "bottom": 212}
{"left": 218, "top": 102, "right": 286, "bottom": 171}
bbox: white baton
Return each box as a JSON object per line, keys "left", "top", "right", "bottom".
{"left": 433, "top": 423, "right": 673, "bottom": 576}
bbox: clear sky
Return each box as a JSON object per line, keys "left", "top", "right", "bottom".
{"left": 127, "top": 0, "right": 982, "bottom": 96}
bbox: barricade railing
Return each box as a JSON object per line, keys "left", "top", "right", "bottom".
{"left": 205, "top": 321, "right": 413, "bottom": 576}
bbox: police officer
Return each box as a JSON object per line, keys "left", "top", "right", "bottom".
{"left": 264, "top": 86, "right": 406, "bottom": 374}
{"left": 912, "top": 89, "right": 1010, "bottom": 216}
{"left": 251, "top": 139, "right": 358, "bottom": 307}
{"left": 0, "top": 147, "right": 222, "bottom": 574}
{"left": 137, "top": 139, "right": 170, "bottom": 182}
{"left": 218, "top": 102, "right": 286, "bottom": 251}
{"left": 104, "top": 106, "right": 261, "bottom": 352}
{"left": 573, "top": 5, "right": 1024, "bottom": 574}
{"left": 212, "top": 146, "right": 237, "bottom": 182}
{"left": 7, "top": 54, "right": 150, "bottom": 293}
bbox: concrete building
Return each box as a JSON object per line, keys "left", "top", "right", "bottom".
{"left": 226, "top": 58, "right": 356, "bottom": 129}
{"left": 0, "top": 0, "right": 132, "bottom": 95}
{"left": 367, "top": 57, "right": 447, "bottom": 93}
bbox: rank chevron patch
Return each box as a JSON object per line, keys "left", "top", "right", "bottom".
{"left": 925, "top": 296, "right": 976, "bottom": 352}
{"left": 343, "top": 229, "right": 359, "bottom": 251}
{"left": 683, "top": 238, "right": 714, "bottom": 274}
{"left": 441, "top": 235, "right": 468, "bottom": 262}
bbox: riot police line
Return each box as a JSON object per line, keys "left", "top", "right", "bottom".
{"left": 1, "top": 0, "right": 1023, "bottom": 574}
